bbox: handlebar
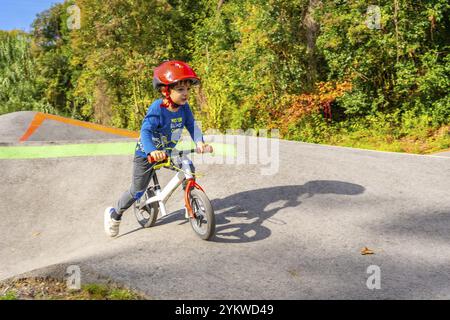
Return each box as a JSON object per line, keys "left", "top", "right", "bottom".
{"left": 147, "top": 154, "right": 167, "bottom": 163}
{"left": 147, "top": 148, "right": 211, "bottom": 164}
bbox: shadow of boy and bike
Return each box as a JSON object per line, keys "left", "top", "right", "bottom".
{"left": 151, "top": 180, "right": 365, "bottom": 243}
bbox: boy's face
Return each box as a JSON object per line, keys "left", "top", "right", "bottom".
{"left": 169, "top": 81, "right": 191, "bottom": 106}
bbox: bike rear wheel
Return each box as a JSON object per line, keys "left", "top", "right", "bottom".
{"left": 189, "top": 189, "right": 215, "bottom": 240}
{"left": 134, "top": 188, "right": 159, "bottom": 228}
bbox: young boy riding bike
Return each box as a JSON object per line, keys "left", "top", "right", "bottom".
{"left": 104, "top": 60, "right": 213, "bottom": 237}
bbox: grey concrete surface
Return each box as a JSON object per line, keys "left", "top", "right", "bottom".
{"left": 0, "top": 111, "right": 37, "bottom": 143}
{"left": 0, "top": 111, "right": 136, "bottom": 144}
{"left": 27, "top": 118, "right": 135, "bottom": 142}
{"left": 1, "top": 135, "right": 450, "bottom": 299}
{"left": 433, "top": 150, "right": 450, "bottom": 157}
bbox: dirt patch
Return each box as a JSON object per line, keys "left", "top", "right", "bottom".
{"left": 0, "top": 263, "right": 150, "bottom": 300}
{"left": 0, "top": 277, "right": 147, "bottom": 300}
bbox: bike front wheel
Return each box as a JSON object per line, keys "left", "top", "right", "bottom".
{"left": 189, "top": 189, "right": 215, "bottom": 240}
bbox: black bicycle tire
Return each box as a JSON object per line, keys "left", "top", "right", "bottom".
{"left": 134, "top": 188, "right": 159, "bottom": 228}
{"left": 189, "top": 189, "right": 215, "bottom": 240}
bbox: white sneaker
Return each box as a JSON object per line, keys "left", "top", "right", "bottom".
{"left": 104, "top": 207, "right": 121, "bottom": 237}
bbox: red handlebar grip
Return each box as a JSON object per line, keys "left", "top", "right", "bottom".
{"left": 147, "top": 154, "right": 167, "bottom": 163}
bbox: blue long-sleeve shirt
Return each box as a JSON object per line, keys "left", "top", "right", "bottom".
{"left": 135, "top": 99, "right": 204, "bottom": 158}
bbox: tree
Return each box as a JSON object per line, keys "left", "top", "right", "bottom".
{"left": 316, "top": 0, "right": 450, "bottom": 124}
{"left": 31, "top": 1, "right": 74, "bottom": 117}
{"left": 0, "top": 31, "right": 50, "bottom": 115}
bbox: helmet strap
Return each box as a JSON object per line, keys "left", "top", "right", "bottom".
{"left": 160, "top": 86, "right": 181, "bottom": 109}
{"left": 160, "top": 86, "right": 172, "bottom": 108}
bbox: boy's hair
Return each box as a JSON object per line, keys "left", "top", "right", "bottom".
{"left": 168, "top": 80, "right": 192, "bottom": 91}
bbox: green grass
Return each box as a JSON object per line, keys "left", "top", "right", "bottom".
{"left": 326, "top": 125, "right": 450, "bottom": 154}
{"left": 64, "top": 283, "right": 144, "bottom": 300}
{"left": 286, "top": 113, "right": 450, "bottom": 155}
{"left": 74, "top": 283, "right": 142, "bottom": 300}
{"left": 0, "top": 291, "right": 18, "bottom": 300}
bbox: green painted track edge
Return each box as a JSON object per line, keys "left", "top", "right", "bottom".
{"left": 0, "top": 141, "right": 236, "bottom": 159}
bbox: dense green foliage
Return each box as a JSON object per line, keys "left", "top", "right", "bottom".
{"left": 0, "top": 0, "right": 448, "bottom": 152}
{"left": 316, "top": 0, "right": 450, "bottom": 124}
{"left": 0, "top": 30, "right": 52, "bottom": 114}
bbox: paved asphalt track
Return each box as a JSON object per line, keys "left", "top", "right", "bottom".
{"left": 1, "top": 111, "right": 450, "bottom": 299}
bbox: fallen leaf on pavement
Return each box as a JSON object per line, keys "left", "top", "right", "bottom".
{"left": 361, "top": 247, "right": 375, "bottom": 255}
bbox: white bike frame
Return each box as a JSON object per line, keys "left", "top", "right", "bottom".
{"left": 138, "top": 158, "right": 195, "bottom": 218}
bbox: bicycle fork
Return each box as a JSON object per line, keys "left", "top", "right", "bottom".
{"left": 180, "top": 158, "right": 205, "bottom": 219}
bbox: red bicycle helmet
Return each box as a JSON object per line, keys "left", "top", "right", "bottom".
{"left": 152, "top": 60, "right": 200, "bottom": 90}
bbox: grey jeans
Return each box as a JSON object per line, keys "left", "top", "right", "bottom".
{"left": 115, "top": 154, "right": 154, "bottom": 215}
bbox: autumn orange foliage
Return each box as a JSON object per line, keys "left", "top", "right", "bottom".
{"left": 275, "top": 80, "right": 352, "bottom": 134}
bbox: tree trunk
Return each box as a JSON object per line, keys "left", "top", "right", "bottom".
{"left": 217, "top": 0, "right": 225, "bottom": 11}
{"left": 394, "top": 0, "right": 400, "bottom": 63}
{"left": 303, "top": 0, "right": 321, "bottom": 90}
